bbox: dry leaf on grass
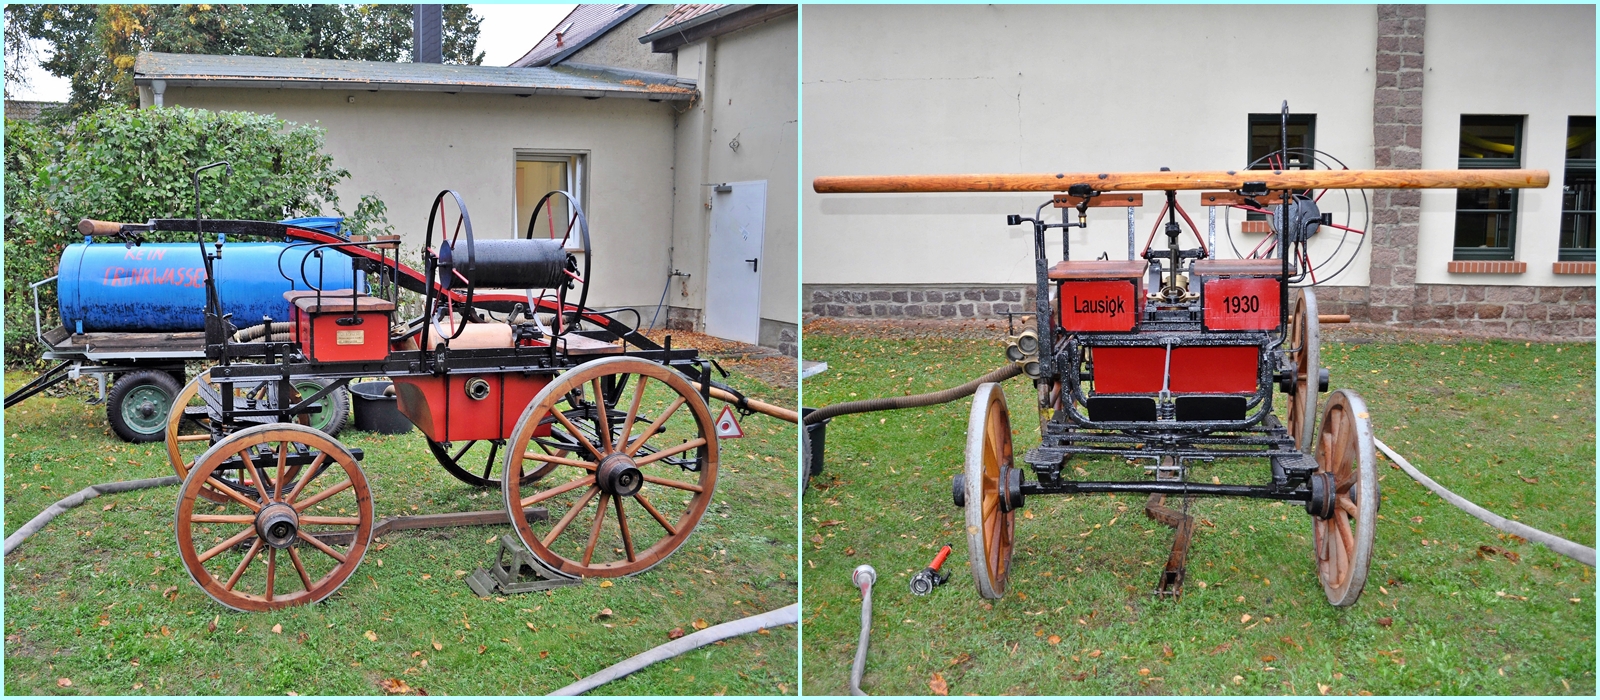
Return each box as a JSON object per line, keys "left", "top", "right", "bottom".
{"left": 692, "top": 618, "right": 709, "bottom": 630}
{"left": 272, "top": 624, "right": 283, "bottom": 634}
{"left": 57, "top": 678, "right": 72, "bottom": 688}
{"left": 379, "top": 678, "right": 413, "bottom": 694}
{"left": 668, "top": 627, "right": 685, "bottom": 640}
{"left": 928, "top": 672, "right": 949, "bottom": 696}
{"left": 364, "top": 630, "right": 378, "bottom": 642}
{"left": 432, "top": 641, "right": 442, "bottom": 651}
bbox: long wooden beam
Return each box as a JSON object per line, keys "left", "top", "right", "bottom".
{"left": 812, "top": 169, "right": 1548, "bottom": 194}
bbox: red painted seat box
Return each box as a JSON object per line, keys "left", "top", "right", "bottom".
{"left": 391, "top": 373, "right": 552, "bottom": 442}
{"left": 1048, "top": 260, "right": 1146, "bottom": 332}
{"left": 1194, "top": 259, "right": 1282, "bottom": 332}
{"left": 284, "top": 291, "right": 394, "bottom": 363}
{"left": 1091, "top": 345, "right": 1260, "bottom": 394}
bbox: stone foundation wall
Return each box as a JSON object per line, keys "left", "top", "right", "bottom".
{"left": 806, "top": 285, "right": 1037, "bottom": 319}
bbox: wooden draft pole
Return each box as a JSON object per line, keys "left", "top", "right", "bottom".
{"left": 812, "top": 169, "right": 1549, "bottom": 194}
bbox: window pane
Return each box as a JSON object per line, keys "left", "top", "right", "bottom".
{"left": 1568, "top": 116, "right": 1596, "bottom": 160}
{"left": 516, "top": 160, "right": 569, "bottom": 241}
{"left": 1454, "top": 211, "right": 1514, "bottom": 249}
{"left": 1459, "top": 116, "right": 1520, "bottom": 161}
{"left": 1248, "top": 115, "right": 1315, "bottom": 169}
{"left": 1561, "top": 169, "right": 1595, "bottom": 250}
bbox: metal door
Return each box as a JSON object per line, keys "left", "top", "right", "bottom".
{"left": 705, "top": 180, "right": 766, "bottom": 344}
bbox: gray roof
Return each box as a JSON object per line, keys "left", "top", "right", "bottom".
{"left": 134, "top": 51, "right": 696, "bottom": 101}
{"left": 4, "top": 100, "right": 65, "bottom": 122}
{"left": 511, "top": 4, "right": 648, "bottom": 68}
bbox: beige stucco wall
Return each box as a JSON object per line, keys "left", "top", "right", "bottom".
{"left": 670, "top": 14, "right": 799, "bottom": 326}
{"left": 804, "top": 5, "right": 1387, "bottom": 288}
{"left": 1417, "top": 4, "right": 1596, "bottom": 286}
{"left": 160, "top": 86, "right": 679, "bottom": 310}
{"left": 567, "top": 5, "right": 676, "bottom": 75}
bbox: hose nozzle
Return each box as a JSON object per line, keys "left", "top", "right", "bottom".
{"left": 852, "top": 564, "right": 877, "bottom": 596}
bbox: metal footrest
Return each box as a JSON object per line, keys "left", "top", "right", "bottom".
{"left": 467, "top": 534, "right": 584, "bottom": 596}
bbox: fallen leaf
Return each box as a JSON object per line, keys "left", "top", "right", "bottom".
{"left": 539, "top": 650, "right": 549, "bottom": 659}
{"left": 843, "top": 547, "right": 856, "bottom": 556}
{"left": 102, "top": 502, "right": 116, "bottom": 511}
{"left": 599, "top": 581, "right": 614, "bottom": 588}
{"left": 1067, "top": 672, "right": 1088, "bottom": 682}
{"left": 57, "top": 678, "right": 72, "bottom": 688}
{"left": 928, "top": 672, "right": 949, "bottom": 696}
{"left": 1240, "top": 614, "right": 1253, "bottom": 623}
{"left": 160, "top": 625, "right": 172, "bottom": 637}
{"left": 668, "top": 627, "right": 685, "bottom": 640}
{"left": 1088, "top": 649, "right": 1103, "bottom": 658}
{"left": 1138, "top": 668, "right": 1151, "bottom": 676}
{"left": 1318, "top": 682, "right": 1330, "bottom": 695}
{"left": 477, "top": 645, "right": 487, "bottom": 654}
{"left": 432, "top": 641, "right": 442, "bottom": 651}
{"left": 526, "top": 622, "right": 537, "bottom": 631}
{"left": 1517, "top": 475, "right": 1538, "bottom": 484}
{"left": 365, "top": 630, "right": 378, "bottom": 642}
{"left": 597, "top": 608, "right": 614, "bottom": 619}
{"left": 1163, "top": 644, "right": 1174, "bottom": 658}
{"left": 817, "top": 519, "right": 844, "bottom": 528}
{"left": 272, "top": 624, "right": 283, "bottom": 634}
{"left": 1232, "top": 675, "right": 1243, "bottom": 685}
{"left": 162, "top": 585, "right": 178, "bottom": 600}
{"left": 1410, "top": 516, "right": 1423, "bottom": 523}
{"left": 692, "top": 618, "right": 709, "bottom": 630}
{"left": 1376, "top": 617, "right": 1393, "bottom": 628}
{"left": 208, "top": 615, "right": 218, "bottom": 633}
{"left": 1047, "top": 635, "right": 1061, "bottom": 645}
{"left": 1207, "top": 642, "right": 1232, "bottom": 656}
{"left": 1261, "top": 654, "right": 1277, "bottom": 663}
{"left": 379, "top": 678, "right": 413, "bottom": 694}
{"left": 947, "top": 652, "right": 971, "bottom": 667}
{"left": 420, "top": 574, "right": 431, "bottom": 581}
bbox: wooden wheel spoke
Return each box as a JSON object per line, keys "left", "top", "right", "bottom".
{"left": 297, "top": 531, "right": 347, "bottom": 564}
{"left": 591, "top": 378, "right": 613, "bottom": 453}
{"left": 1337, "top": 495, "right": 1359, "bottom": 518}
{"left": 1336, "top": 510, "right": 1356, "bottom": 563}
{"left": 225, "top": 540, "right": 264, "bottom": 591}
{"left": 191, "top": 513, "right": 257, "bottom": 524}
{"left": 615, "top": 497, "right": 636, "bottom": 562}
{"left": 293, "top": 478, "right": 353, "bottom": 513}
{"left": 625, "top": 396, "right": 686, "bottom": 456}
{"left": 521, "top": 452, "right": 598, "bottom": 471}
{"left": 633, "top": 437, "right": 706, "bottom": 466}
{"left": 632, "top": 493, "right": 678, "bottom": 536}
{"left": 281, "top": 453, "right": 329, "bottom": 505}
{"left": 551, "top": 409, "right": 603, "bottom": 461}
{"left": 206, "top": 477, "right": 263, "bottom": 513}
{"left": 300, "top": 515, "right": 362, "bottom": 525}
{"left": 264, "top": 548, "right": 277, "bottom": 601}
{"left": 520, "top": 475, "right": 594, "bottom": 508}
{"left": 288, "top": 546, "right": 314, "bottom": 592}
{"left": 238, "top": 447, "right": 274, "bottom": 504}
{"left": 583, "top": 493, "right": 611, "bottom": 567}
{"left": 200, "top": 526, "right": 258, "bottom": 564}
{"left": 542, "top": 486, "right": 600, "bottom": 547}
{"left": 641, "top": 473, "right": 704, "bottom": 493}
{"left": 616, "top": 377, "right": 649, "bottom": 450}
{"left": 176, "top": 433, "right": 210, "bottom": 443}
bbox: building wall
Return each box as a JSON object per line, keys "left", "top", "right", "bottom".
{"left": 160, "top": 87, "right": 679, "bottom": 311}
{"left": 1417, "top": 4, "right": 1596, "bottom": 286}
{"left": 669, "top": 13, "right": 799, "bottom": 351}
{"left": 804, "top": 5, "right": 1378, "bottom": 289}
{"left": 567, "top": 5, "right": 677, "bottom": 75}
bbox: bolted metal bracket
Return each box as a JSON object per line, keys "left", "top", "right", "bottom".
{"left": 467, "top": 534, "right": 585, "bottom": 597}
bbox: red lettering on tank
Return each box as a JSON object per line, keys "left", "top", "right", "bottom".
{"left": 153, "top": 268, "right": 175, "bottom": 285}
{"left": 124, "top": 248, "right": 142, "bottom": 260}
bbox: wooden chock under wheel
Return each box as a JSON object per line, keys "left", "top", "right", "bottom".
{"left": 1144, "top": 493, "right": 1196, "bottom": 598}
{"left": 467, "top": 534, "right": 585, "bottom": 596}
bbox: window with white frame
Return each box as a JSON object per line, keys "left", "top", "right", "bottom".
{"left": 515, "top": 152, "right": 586, "bottom": 249}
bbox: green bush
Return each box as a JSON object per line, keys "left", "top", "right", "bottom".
{"left": 3, "top": 105, "right": 390, "bottom": 365}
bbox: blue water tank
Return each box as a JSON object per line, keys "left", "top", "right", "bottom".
{"left": 57, "top": 242, "right": 363, "bottom": 333}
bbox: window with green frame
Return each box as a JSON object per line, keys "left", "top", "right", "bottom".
{"left": 1245, "top": 113, "right": 1315, "bottom": 221}
{"left": 1559, "top": 116, "right": 1595, "bottom": 262}
{"left": 1453, "top": 115, "right": 1523, "bottom": 261}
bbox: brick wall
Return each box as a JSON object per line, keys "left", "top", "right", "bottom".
{"left": 1368, "top": 4, "right": 1427, "bottom": 324}
{"left": 806, "top": 285, "right": 1036, "bottom": 319}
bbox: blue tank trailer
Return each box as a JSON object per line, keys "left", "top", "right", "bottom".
{"left": 7, "top": 218, "right": 360, "bottom": 442}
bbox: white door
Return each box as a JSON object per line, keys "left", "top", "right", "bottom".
{"left": 705, "top": 180, "right": 766, "bottom": 344}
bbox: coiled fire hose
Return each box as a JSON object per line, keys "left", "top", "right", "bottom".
{"left": 3, "top": 476, "right": 180, "bottom": 556}
{"left": 803, "top": 363, "right": 1023, "bottom": 425}
{"left": 550, "top": 603, "right": 800, "bottom": 695}
{"left": 232, "top": 321, "right": 295, "bottom": 343}
{"left": 849, "top": 564, "right": 877, "bottom": 696}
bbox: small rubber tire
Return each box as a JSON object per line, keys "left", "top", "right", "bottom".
{"left": 108, "top": 370, "right": 183, "bottom": 443}
{"left": 293, "top": 380, "right": 349, "bottom": 437}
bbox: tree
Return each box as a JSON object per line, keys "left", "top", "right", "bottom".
{"left": 6, "top": 4, "right": 484, "bottom": 114}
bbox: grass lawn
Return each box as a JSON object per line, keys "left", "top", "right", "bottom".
{"left": 801, "top": 322, "right": 1594, "bottom": 695}
{"left": 4, "top": 355, "right": 797, "bottom": 695}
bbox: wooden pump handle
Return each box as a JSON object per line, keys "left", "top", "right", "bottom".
{"left": 77, "top": 219, "right": 138, "bottom": 236}
{"left": 812, "top": 169, "right": 1549, "bottom": 194}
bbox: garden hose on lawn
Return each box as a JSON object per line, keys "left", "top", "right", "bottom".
{"left": 549, "top": 603, "right": 800, "bottom": 695}
{"left": 849, "top": 564, "right": 877, "bottom": 696}
{"left": 3, "top": 476, "right": 179, "bottom": 556}
{"left": 803, "top": 363, "right": 1023, "bottom": 425}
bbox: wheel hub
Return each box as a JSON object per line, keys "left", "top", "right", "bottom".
{"left": 255, "top": 502, "right": 300, "bottom": 549}
{"left": 997, "top": 466, "right": 1024, "bottom": 513}
{"left": 1305, "top": 471, "right": 1337, "bottom": 519}
{"left": 596, "top": 453, "right": 643, "bottom": 497}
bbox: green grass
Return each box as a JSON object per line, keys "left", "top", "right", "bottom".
{"left": 4, "top": 366, "right": 798, "bottom": 695}
{"left": 800, "top": 328, "right": 1594, "bottom": 695}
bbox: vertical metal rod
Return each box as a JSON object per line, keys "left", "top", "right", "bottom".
{"left": 1126, "top": 206, "right": 1136, "bottom": 261}
{"left": 1207, "top": 206, "right": 1217, "bottom": 256}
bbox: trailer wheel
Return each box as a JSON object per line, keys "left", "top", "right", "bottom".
{"left": 1284, "top": 288, "right": 1321, "bottom": 453}
{"left": 963, "top": 382, "right": 1017, "bottom": 599}
{"left": 503, "top": 356, "right": 718, "bottom": 579}
{"left": 291, "top": 380, "right": 348, "bottom": 437}
{"left": 175, "top": 423, "right": 373, "bottom": 612}
{"left": 107, "top": 370, "right": 183, "bottom": 443}
{"left": 1310, "top": 389, "right": 1377, "bottom": 607}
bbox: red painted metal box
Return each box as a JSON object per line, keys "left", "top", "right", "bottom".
{"left": 1049, "top": 260, "right": 1146, "bottom": 333}
{"left": 1091, "top": 345, "right": 1259, "bottom": 394}
{"left": 285, "top": 292, "right": 395, "bottom": 363}
{"left": 1194, "top": 259, "right": 1282, "bottom": 332}
{"left": 390, "top": 372, "right": 552, "bottom": 442}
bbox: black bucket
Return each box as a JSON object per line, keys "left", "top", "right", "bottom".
{"left": 801, "top": 407, "right": 829, "bottom": 477}
{"left": 350, "top": 381, "right": 414, "bottom": 435}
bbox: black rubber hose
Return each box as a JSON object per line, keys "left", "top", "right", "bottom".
{"left": 804, "top": 363, "right": 1023, "bottom": 425}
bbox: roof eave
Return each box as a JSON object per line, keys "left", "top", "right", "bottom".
{"left": 134, "top": 75, "right": 695, "bottom": 101}
{"left": 637, "top": 4, "right": 794, "bottom": 53}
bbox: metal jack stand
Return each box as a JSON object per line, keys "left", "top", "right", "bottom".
{"left": 467, "top": 534, "right": 585, "bottom": 596}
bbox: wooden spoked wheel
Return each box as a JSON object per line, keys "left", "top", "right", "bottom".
{"left": 428, "top": 438, "right": 559, "bottom": 489}
{"left": 1285, "top": 288, "right": 1321, "bottom": 452}
{"left": 175, "top": 423, "right": 374, "bottom": 611}
{"left": 963, "top": 382, "right": 1016, "bottom": 599}
{"left": 1311, "top": 389, "right": 1378, "bottom": 607}
{"left": 168, "top": 369, "right": 272, "bottom": 505}
{"left": 502, "top": 356, "right": 718, "bottom": 578}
